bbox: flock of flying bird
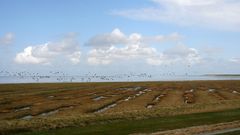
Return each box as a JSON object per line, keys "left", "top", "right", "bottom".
{"left": 0, "top": 63, "right": 195, "bottom": 83}
{"left": 0, "top": 70, "right": 162, "bottom": 83}
{"left": 0, "top": 71, "right": 185, "bottom": 83}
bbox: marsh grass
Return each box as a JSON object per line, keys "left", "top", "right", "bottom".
{"left": 0, "top": 81, "right": 240, "bottom": 134}
{"left": 9, "top": 108, "right": 240, "bottom": 135}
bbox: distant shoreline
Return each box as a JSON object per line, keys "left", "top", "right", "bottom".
{"left": 1, "top": 75, "right": 240, "bottom": 84}
{"left": 205, "top": 74, "right": 240, "bottom": 76}
{"left": 0, "top": 80, "right": 240, "bottom": 85}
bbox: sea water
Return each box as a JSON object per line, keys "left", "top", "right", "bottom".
{"left": 0, "top": 75, "right": 240, "bottom": 84}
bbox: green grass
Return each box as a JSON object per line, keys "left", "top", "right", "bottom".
{"left": 12, "top": 108, "right": 240, "bottom": 135}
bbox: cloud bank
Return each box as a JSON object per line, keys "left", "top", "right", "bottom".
{"left": 14, "top": 29, "right": 203, "bottom": 66}
{"left": 113, "top": 0, "right": 240, "bottom": 31}
{"left": 87, "top": 28, "right": 201, "bottom": 65}
{"left": 85, "top": 28, "right": 181, "bottom": 48}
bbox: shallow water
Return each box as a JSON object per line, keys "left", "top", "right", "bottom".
{"left": 0, "top": 75, "right": 240, "bottom": 84}
{"left": 95, "top": 103, "right": 117, "bottom": 113}
{"left": 15, "top": 106, "right": 31, "bottom": 112}
{"left": 20, "top": 115, "right": 33, "bottom": 120}
{"left": 93, "top": 96, "right": 106, "bottom": 101}
{"left": 40, "top": 110, "right": 59, "bottom": 117}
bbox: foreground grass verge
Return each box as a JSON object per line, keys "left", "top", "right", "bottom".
{"left": 11, "top": 108, "right": 240, "bottom": 135}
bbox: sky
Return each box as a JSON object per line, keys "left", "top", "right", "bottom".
{"left": 0, "top": 0, "right": 240, "bottom": 75}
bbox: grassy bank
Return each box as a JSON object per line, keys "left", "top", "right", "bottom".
{"left": 12, "top": 108, "right": 240, "bottom": 135}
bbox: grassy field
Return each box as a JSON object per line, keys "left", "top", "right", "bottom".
{"left": 13, "top": 108, "right": 240, "bottom": 135}
{"left": 0, "top": 80, "right": 240, "bottom": 134}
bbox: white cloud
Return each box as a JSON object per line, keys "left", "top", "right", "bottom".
{"left": 85, "top": 28, "right": 181, "bottom": 48}
{"left": 230, "top": 58, "right": 240, "bottom": 64}
{"left": 201, "top": 46, "right": 223, "bottom": 55}
{"left": 68, "top": 51, "right": 81, "bottom": 64}
{"left": 15, "top": 46, "right": 49, "bottom": 64}
{"left": 146, "top": 45, "right": 201, "bottom": 66}
{"left": 113, "top": 0, "right": 240, "bottom": 31}
{"left": 87, "top": 29, "right": 201, "bottom": 66}
{"left": 143, "top": 32, "right": 182, "bottom": 43}
{"left": 164, "top": 44, "right": 201, "bottom": 64}
{"left": 88, "top": 44, "right": 158, "bottom": 65}
{"left": 85, "top": 28, "right": 127, "bottom": 48}
{"left": 0, "top": 32, "right": 14, "bottom": 46}
{"left": 146, "top": 55, "right": 164, "bottom": 66}
{"left": 15, "top": 33, "right": 81, "bottom": 65}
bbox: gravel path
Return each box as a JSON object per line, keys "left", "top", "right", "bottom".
{"left": 133, "top": 121, "right": 240, "bottom": 135}
{"left": 199, "top": 127, "right": 240, "bottom": 135}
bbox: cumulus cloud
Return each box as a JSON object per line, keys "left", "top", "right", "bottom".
{"left": 146, "top": 45, "right": 201, "bottom": 66}
{"left": 0, "top": 32, "right": 14, "bottom": 46}
{"left": 85, "top": 29, "right": 127, "bottom": 48}
{"left": 113, "top": 0, "right": 240, "bottom": 31}
{"left": 68, "top": 51, "right": 81, "bottom": 64}
{"left": 230, "top": 58, "right": 240, "bottom": 64}
{"left": 88, "top": 44, "right": 158, "bottom": 65}
{"left": 163, "top": 44, "right": 201, "bottom": 64}
{"left": 87, "top": 28, "right": 201, "bottom": 66}
{"left": 15, "top": 33, "right": 81, "bottom": 65}
{"left": 85, "top": 28, "right": 181, "bottom": 48}
{"left": 14, "top": 46, "right": 49, "bottom": 64}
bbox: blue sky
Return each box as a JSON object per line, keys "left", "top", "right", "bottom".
{"left": 0, "top": 0, "right": 240, "bottom": 75}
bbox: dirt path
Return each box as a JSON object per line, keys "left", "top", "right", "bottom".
{"left": 199, "top": 127, "right": 240, "bottom": 135}
{"left": 133, "top": 121, "right": 240, "bottom": 135}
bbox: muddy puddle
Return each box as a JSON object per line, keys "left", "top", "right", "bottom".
{"left": 146, "top": 92, "right": 167, "bottom": 109}
{"left": 208, "top": 89, "right": 216, "bottom": 92}
{"left": 15, "top": 106, "right": 31, "bottom": 112}
{"left": 232, "top": 90, "right": 239, "bottom": 94}
{"left": 116, "top": 86, "right": 144, "bottom": 91}
{"left": 124, "top": 96, "right": 132, "bottom": 101}
{"left": 183, "top": 89, "right": 195, "bottom": 104}
{"left": 93, "top": 96, "right": 106, "bottom": 101}
{"left": 154, "top": 94, "right": 165, "bottom": 101}
{"left": 95, "top": 89, "right": 152, "bottom": 113}
{"left": 40, "top": 109, "right": 59, "bottom": 116}
{"left": 146, "top": 104, "right": 153, "bottom": 109}
{"left": 125, "top": 89, "right": 152, "bottom": 102}
{"left": 95, "top": 103, "right": 117, "bottom": 113}
{"left": 20, "top": 109, "right": 59, "bottom": 120}
{"left": 48, "top": 95, "right": 55, "bottom": 98}
{"left": 21, "top": 115, "right": 33, "bottom": 120}
{"left": 19, "top": 105, "right": 75, "bottom": 120}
